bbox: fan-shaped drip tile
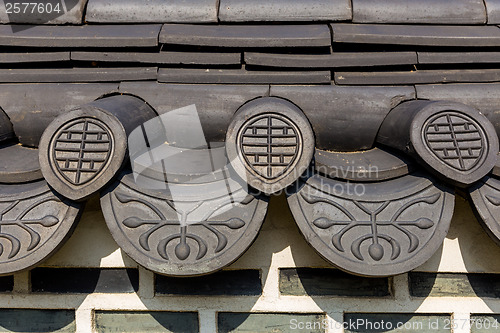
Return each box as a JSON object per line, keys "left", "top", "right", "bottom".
{"left": 287, "top": 172, "right": 454, "bottom": 277}
{"left": 100, "top": 171, "right": 268, "bottom": 276}
{"left": 0, "top": 180, "right": 83, "bottom": 275}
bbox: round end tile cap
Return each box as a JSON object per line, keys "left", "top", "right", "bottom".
{"left": 225, "top": 97, "right": 315, "bottom": 195}
{"left": 39, "top": 106, "right": 127, "bottom": 201}
{"left": 410, "top": 101, "right": 498, "bottom": 187}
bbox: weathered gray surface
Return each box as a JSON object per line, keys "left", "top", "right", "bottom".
{"left": 31, "top": 268, "right": 139, "bottom": 293}
{"left": 245, "top": 52, "right": 417, "bottom": 68}
{"left": 494, "top": 154, "right": 500, "bottom": 177}
{"left": 0, "top": 24, "right": 161, "bottom": 47}
{"left": 416, "top": 83, "right": 500, "bottom": 139}
{"left": 225, "top": 97, "right": 315, "bottom": 194}
{"left": 344, "top": 314, "right": 449, "bottom": 333}
{"left": 95, "top": 311, "right": 198, "bottom": 333}
{"left": 418, "top": 52, "right": 500, "bottom": 64}
{"left": 331, "top": 24, "right": 500, "bottom": 46}
{"left": 471, "top": 315, "right": 500, "bottom": 333}
{"left": 86, "top": 0, "right": 217, "bottom": 23}
{"left": 71, "top": 52, "right": 241, "bottom": 65}
{"left": 270, "top": 85, "right": 415, "bottom": 151}
{"left": 160, "top": 24, "right": 331, "bottom": 48}
{"left": 0, "top": 309, "right": 75, "bottom": 332}
{"left": 219, "top": 0, "right": 351, "bottom": 22}
{"left": 335, "top": 69, "right": 500, "bottom": 85}
{"left": 0, "top": 107, "right": 14, "bottom": 143}
{"left": 0, "top": 83, "right": 118, "bottom": 147}
{"left": 0, "top": 68, "right": 157, "bottom": 83}
{"left": 218, "top": 313, "right": 325, "bottom": 333}
{"left": 469, "top": 177, "right": 500, "bottom": 247}
{"left": 100, "top": 171, "right": 269, "bottom": 276}
{"left": 0, "top": 180, "right": 82, "bottom": 275}
{"left": 409, "top": 272, "right": 500, "bottom": 298}
{"left": 156, "top": 270, "right": 262, "bottom": 295}
{"left": 39, "top": 95, "right": 157, "bottom": 201}
{"left": 0, "top": 0, "right": 87, "bottom": 24}
{"left": 158, "top": 68, "right": 330, "bottom": 84}
{"left": 279, "top": 268, "right": 390, "bottom": 296}
{"left": 0, "top": 52, "right": 70, "bottom": 63}
{"left": 119, "top": 82, "right": 269, "bottom": 143}
{"left": 485, "top": 0, "right": 500, "bottom": 24}
{"left": 378, "top": 100, "right": 499, "bottom": 187}
{"left": 352, "top": 0, "right": 486, "bottom": 24}
{"left": 288, "top": 173, "right": 454, "bottom": 277}
{"left": 315, "top": 147, "right": 414, "bottom": 182}
{"left": 0, "top": 143, "right": 42, "bottom": 183}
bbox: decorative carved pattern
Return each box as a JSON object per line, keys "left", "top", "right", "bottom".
{"left": 469, "top": 176, "right": 500, "bottom": 246}
{"left": 39, "top": 95, "right": 156, "bottom": 201}
{"left": 287, "top": 173, "right": 454, "bottom": 277}
{"left": 101, "top": 172, "right": 268, "bottom": 276}
{"left": 423, "top": 112, "right": 485, "bottom": 172}
{"left": 240, "top": 114, "right": 300, "bottom": 180}
{"left": 52, "top": 118, "right": 113, "bottom": 186}
{"left": 378, "top": 100, "right": 498, "bottom": 187}
{"left": 226, "top": 97, "right": 315, "bottom": 194}
{"left": 0, "top": 181, "right": 82, "bottom": 275}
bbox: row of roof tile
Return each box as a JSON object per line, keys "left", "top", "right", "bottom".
{"left": 4, "top": 24, "right": 500, "bottom": 48}
{"left": 1, "top": 0, "right": 500, "bottom": 25}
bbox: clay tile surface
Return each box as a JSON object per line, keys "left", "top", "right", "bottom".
{"left": 485, "top": 0, "right": 500, "bottom": 24}
{"left": 86, "top": 0, "right": 218, "bottom": 23}
{"left": 0, "top": 0, "right": 87, "bottom": 24}
{"left": 0, "top": 24, "right": 161, "bottom": 47}
{"left": 331, "top": 24, "right": 500, "bottom": 47}
{"left": 219, "top": 0, "right": 352, "bottom": 22}
{"left": 352, "top": 0, "right": 486, "bottom": 25}
{"left": 160, "top": 24, "right": 332, "bottom": 48}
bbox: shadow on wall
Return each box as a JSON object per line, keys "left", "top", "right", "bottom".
{"left": 16, "top": 188, "right": 500, "bottom": 331}
{"left": 410, "top": 194, "right": 500, "bottom": 304}
{"left": 214, "top": 193, "right": 331, "bottom": 332}
{"left": 0, "top": 309, "right": 76, "bottom": 332}
{"left": 284, "top": 190, "right": 447, "bottom": 332}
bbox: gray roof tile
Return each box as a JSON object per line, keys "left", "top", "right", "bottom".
{"left": 352, "top": 0, "right": 486, "bottom": 24}
{"left": 0, "top": 0, "right": 87, "bottom": 24}
{"left": 331, "top": 24, "right": 500, "bottom": 46}
{"left": 485, "top": 0, "right": 500, "bottom": 24}
{"left": 86, "top": 0, "right": 217, "bottom": 23}
{"left": 219, "top": 0, "right": 351, "bottom": 22}
{"left": 160, "top": 24, "right": 331, "bottom": 48}
{"left": 0, "top": 24, "right": 161, "bottom": 47}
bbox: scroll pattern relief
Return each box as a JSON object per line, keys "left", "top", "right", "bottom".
{"left": 0, "top": 181, "right": 82, "bottom": 275}
{"left": 101, "top": 172, "right": 268, "bottom": 276}
{"left": 288, "top": 173, "right": 455, "bottom": 276}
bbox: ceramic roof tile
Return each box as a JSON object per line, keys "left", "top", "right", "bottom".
{"left": 0, "top": 24, "right": 161, "bottom": 47}
{"left": 86, "top": 0, "right": 217, "bottom": 23}
{"left": 219, "top": 0, "right": 351, "bottom": 22}
{"left": 331, "top": 24, "right": 500, "bottom": 47}
{"left": 160, "top": 24, "right": 331, "bottom": 48}
{"left": 352, "top": 0, "right": 486, "bottom": 25}
{"left": 0, "top": 0, "right": 87, "bottom": 24}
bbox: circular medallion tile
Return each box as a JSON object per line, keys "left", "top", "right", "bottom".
{"left": 225, "top": 97, "right": 315, "bottom": 195}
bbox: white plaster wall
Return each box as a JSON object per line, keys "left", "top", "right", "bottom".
{"left": 4, "top": 193, "right": 500, "bottom": 332}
